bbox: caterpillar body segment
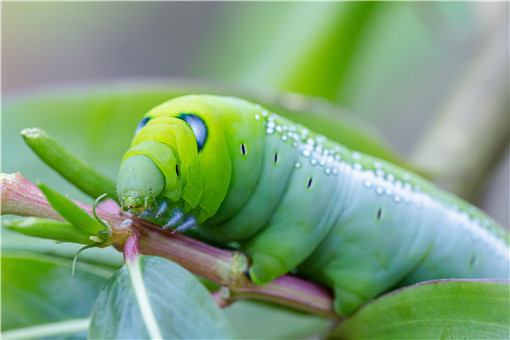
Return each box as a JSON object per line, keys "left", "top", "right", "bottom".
{"left": 117, "top": 95, "right": 510, "bottom": 315}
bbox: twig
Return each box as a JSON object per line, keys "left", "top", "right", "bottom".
{"left": 1, "top": 172, "right": 337, "bottom": 319}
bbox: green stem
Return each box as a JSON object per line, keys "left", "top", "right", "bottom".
{"left": 21, "top": 128, "right": 117, "bottom": 200}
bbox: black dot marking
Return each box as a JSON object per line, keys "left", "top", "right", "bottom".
{"left": 244, "top": 270, "right": 252, "bottom": 280}
{"left": 469, "top": 254, "right": 477, "bottom": 267}
{"left": 135, "top": 116, "right": 151, "bottom": 135}
{"left": 177, "top": 114, "right": 207, "bottom": 152}
{"left": 307, "top": 177, "right": 313, "bottom": 189}
{"left": 376, "top": 208, "right": 382, "bottom": 220}
{"left": 175, "top": 165, "right": 179, "bottom": 176}
{"left": 274, "top": 152, "right": 278, "bottom": 164}
{"left": 240, "top": 143, "right": 247, "bottom": 156}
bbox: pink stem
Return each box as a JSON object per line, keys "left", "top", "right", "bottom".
{"left": 1, "top": 172, "right": 338, "bottom": 319}
{"left": 124, "top": 233, "right": 141, "bottom": 264}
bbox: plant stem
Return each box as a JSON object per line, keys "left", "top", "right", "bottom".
{"left": 1, "top": 172, "right": 338, "bottom": 319}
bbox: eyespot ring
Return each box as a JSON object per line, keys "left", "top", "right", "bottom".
{"left": 135, "top": 117, "right": 151, "bottom": 135}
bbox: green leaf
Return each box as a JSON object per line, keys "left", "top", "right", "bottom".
{"left": 196, "top": 3, "right": 378, "bottom": 101}
{"left": 38, "top": 182, "right": 107, "bottom": 240}
{"left": 21, "top": 127, "right": 117, "bottom": 200}
{"left": 4, "top": 217, "right": 96, "bottom": 245}
{"left": 1, "top": 252, "right": 109, "bottom": 332}
{"left": 88, "top": 255, "right": 236, "bottom": 339}
{"left": 329, "top": 279, "right": 510, "bottom": 339}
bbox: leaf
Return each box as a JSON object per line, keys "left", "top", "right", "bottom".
{"left": 88, "top": 255, "right": 236, "bottom": 339}
{"left": 1, "top": 252, "right": 109, "bottom": 332}
{"left": 38, "top": 182, "right": 107, "bottom": 240}
{"left": 328, "top": 279, "right": 510, "bottom": 339}
{"left": 21, "top": 127, "right": 117, "bottom": 200}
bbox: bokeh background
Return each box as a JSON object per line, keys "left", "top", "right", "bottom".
{"left": 2, "top": 2, "right": 509, "bottom": 338}
{"left": 3, "top": 1, "right": 508, "bottom": 224}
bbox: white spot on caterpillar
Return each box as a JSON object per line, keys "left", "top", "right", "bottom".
{"left": 375, "top": 187, "right": 384, "bottom": 196}
{"left": 352, "top": 152, "right": 361, "bottom": 159}
{"left": 267, "top": 121, "right": 275, "bottom": 129}
{"left": 353, "top": 163, "right": 363, "bottom": 171}
{"left": 363, "top": 180, "right": 373, "bottom": 188}
{"left": 332, "top": 168, "right": 339, "bottom": 175}
{"left": 281, "top": 135, "right": 288, "bottom": 141}
{"left": 294, "top": 161, "right": 302, "bottom": 168}
{"left": 254, "top": 114, "right": 260, "bottom": 120}
{"left": 262, "top": 111, "right": 268, "bottom": 117}
{"left": 393, "top": 195, "right": 402, "bottom": 203}
{"left": 374, "top": 161, "right": 383, "bottom": 169}
{"left": 414, "top": 200, "right": 423, "bottom": 209}
{"left": 375, "top": 169, "right": 384, "bottom": 177}
{"left": 276, "top": 125, "right": 283, "bottom": 133}
{"left": 266, "top": 128, "right": 274, "bottom": 134}
{"left": 324, "top": 168, "right": 332, "bottom": 175}
{"left": 301, "top": 149, "right": 312, "bottom": 157}
{"left": 394, "top": 180, "right": 403, "bottom": 189}
{"left": 386, "top": 173, "right": 395, "bottom": 182}
{"left": 310, "top": 158, "right": 318, "bottom": 165}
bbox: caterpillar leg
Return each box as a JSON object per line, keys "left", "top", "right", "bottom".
{"left": 163, "top": 208, "right": 184, "bottom": 229}
{"left": 243, "top": 157, "right": 341, "bottom": 284}
{"left": 155, "top": 200, "right": 169, "bottom": 218}
{"left": 175, "top": 215, "right": 197, "bottom": 232}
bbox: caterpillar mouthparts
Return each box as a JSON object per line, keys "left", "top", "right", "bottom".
{"left": 131, "top": 200, "right": 197, "bottom": 233}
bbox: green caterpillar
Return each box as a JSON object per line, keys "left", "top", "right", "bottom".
{"left": 117, "top": 95, "right": 510, "bottom": 315}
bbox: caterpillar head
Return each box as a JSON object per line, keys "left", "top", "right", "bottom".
{"left": 117, "top": 113, "right": 199, "bottom": 228}
{"left": 117, "top": 95, "right": 238, "bottom": 228}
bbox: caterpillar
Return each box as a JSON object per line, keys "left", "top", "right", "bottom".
{"left": 117, "top": 94, "right": 510, "bottom": 315}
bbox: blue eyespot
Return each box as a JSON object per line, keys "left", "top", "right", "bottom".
{"left": 178, "top": 114, "right": 207, "bottom": 152}
{"left": 135, "top": 117, "right": 151, "bottom": 135}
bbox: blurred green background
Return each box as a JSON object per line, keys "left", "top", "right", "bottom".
{"left": 2, "top": 2, "right": 509, "bottom": 338}
{"left": 3, "top": 1, "right": 508, "bottom": 225}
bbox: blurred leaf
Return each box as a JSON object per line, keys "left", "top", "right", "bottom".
{"left": 328, "top": 279, "right": 510, "bottom": 339}
{"left": 224, "top": 301, "right": 330, "bottom": 339}
{"left": 197, "top": 3, "right": 378, "bottom": 101}
{"left": 1, "top": 252, "right": 109, "bottom": 332}
{"left": 88, "top": 255, "right": 236, "bottom": 339}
